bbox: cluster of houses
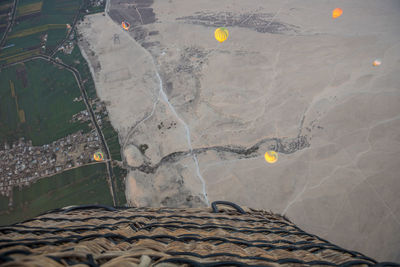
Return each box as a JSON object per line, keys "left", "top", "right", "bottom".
{"left": 0, "top": 130, "right": 103, "bottom": 199}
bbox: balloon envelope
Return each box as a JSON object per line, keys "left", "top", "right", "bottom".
{"left": 93, "top": 151, "right": 104, "bottom": 161}
{"left": 332, "top": 8, "right": 343, "bottom": 18}
{"left": 214, "top": 27, "right": 229, "bottom": 43}
{"left": 121, "top": 21, "right": 130, "bottom": 30}
{"left": 264, "top": 151, "right": 278, "bottom": 163}
{"left": 372, "top": 59, "right": 381, "bottom": 66}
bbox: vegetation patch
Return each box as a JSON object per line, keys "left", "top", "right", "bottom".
{"left": 0, "top": 0, "right": 14, "bottom": 13}
{"left": 139, "top": 144, "right": 149, "bottom": 154}
{"left": 0, "top": 163, "right": 112, "bottom": 226}
{"left": 0, "top": 0, "right": 13, "bottom": 35}
{"left": 113, "top": 166, "right": 127, "bottom": 206}
{"left": 55, "top": 45, "right": 97, "bottom": 98}
{"left": 0, "top": 0, "right": 81, "bottom": 66}
{"left": 0, "top": 1, "right": 13, "bottom": 12}
{"left": 0, "top": 58, "right": 90, "bottom": 146}
{"left": 17, "top": 1, "right": 43, "bottom": 17}
{"left": 54, "top": 41, "right": 122, "bottom": 164}
{"left": 0, "top": 0, "right": 126, "bottom": 227}
{"left": 0, "top": 48, "right": 40, "bottom": 64}
{"left": 101, "top": 120, "right": 122, "bottom": 161}
{"left": 0, "top": 14, "right": 8, "bottom": 22}
{"left": 8, "top": 23, "right": 65, "bottom": 39}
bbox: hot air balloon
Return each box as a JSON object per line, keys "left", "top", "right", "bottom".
{"left": 372, "top": 59, "right": 381, "bottom": 67}
{"left": 264, "top": 151, "right": 278, "bottom": 164}
{"left": 93, "top": 151, "right": 104, "bottom": 162}
{"left": 214, "top": 27, "right": 229, "bottom": 43}
{"left": 121, "top": 21, "right": 130, "bottom": 31}
{"left": 332, "top": 8, "right": 343, "bottom": 19}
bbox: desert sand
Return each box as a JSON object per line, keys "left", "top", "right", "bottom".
{"left": 77, "top": 0, "right": 400, "bottom": 261}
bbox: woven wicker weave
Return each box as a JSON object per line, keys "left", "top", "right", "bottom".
{"left": 0, "top": 202, "right": 398, "bottom": 266}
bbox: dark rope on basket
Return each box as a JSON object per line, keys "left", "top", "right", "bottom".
{"left": 157, "top": 253, "right": 379, "bottom": 267}
{"left": 61, "top": 204, "right": 117, "bottom": 213}
{"left": 0, "top": 248, "right": 390, "bottom": 267}
{"left": 158, "top": 257, "right": 272, "bottom": 266}
{"left": 0, "top": 232, "right": 377, "bottom": 263}
{"left": 0, "top": 224, "right": 317, "bottom": 245}
{"left": 1, "top": 224, "right": 333, "bottom": 248}
{"left": 14, "top": 213, "right": 292, "bottom": 229}
{"left": 372, "top": 263, "right": 400, "bottom": 267}
{"left": 211, "top": 201, "right": 246, "bottom": 214}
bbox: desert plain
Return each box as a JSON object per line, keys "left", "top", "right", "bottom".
{"left": 77, "top": 0, "right": 400, "bottom": 261}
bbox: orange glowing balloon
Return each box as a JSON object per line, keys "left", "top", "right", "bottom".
{"left": 121, "top": 21, "right": 130, "bottom": 31}
{"left": 264, "top": 151, "right": 278, "bottom": 164}
{"left": 93, "top": 151, "right": 104, "bottom": 162}
{"left": 332, "top": 8, "right": 343, "bottom": 19}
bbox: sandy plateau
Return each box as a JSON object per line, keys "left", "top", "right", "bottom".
{"left": 77, "top": 0, "right": 400, "bottom": 261}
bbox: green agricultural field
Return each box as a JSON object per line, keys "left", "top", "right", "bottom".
{"left": 0, "top": 196, "right": 9, "bottom": 211}
{"left": 0, "top": 0, "right": 81, "bottom": 65}
{"left": 102, "top": 120, "right": 122, "bottom": 161}
{"left": 0, "top": 47, "right": 40, "bottom": 65}
{"left": 8, "top": 24, "right": 65, "bottom": 39}
{"left": 0, "top": 58, "right": 90, "bottom": 146}
{"left": 45, "top": 28, "right": 68, "bottom": 52}
{"left": 55, "top": 45, "right": 123, "bottom": 163}
{"left": 0, "top": 0, "right": 13, "bottom": 16}
{"left": 0, "top": 15, "right": 9, "bottom": 29}
{"left": 0, "top": 0, "right": 14, "bottom": 11}
{"left": 113, "top": 166, "right": 127, "bottom": 206}
{"left": 13, "top": 0, "right": 80, "bottom": 32}
{"left": 1, "top": 33, "right": 41, "bottom": 54}
{"left": 0, "top": 0, "right": 13, "bottom": 35}
{"left": 55, "top": 45, "right": 97, "bottom": 98}
{"left": 0, "top": 163, "right": 112, "bottom": 226}
{"left": 0, "top": 16, "right": 8, "bottom": 26}
{"left": 16, "top": 1, "right": 43, "bottom": 17}
{"left": 0, "top": 0, "right": 126, "bottom": 227}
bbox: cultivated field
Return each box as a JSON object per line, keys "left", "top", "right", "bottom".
{"left": 55, "top": 45, "right": 101, "bottom": 99}
{"left": 0, "top": 1, "right": 13, "bottom": 12}
{"left": 13, "top": 0, "right": 80, "bottom": 30}
{"left": 0, "top": 0, "right": 125, "bottom": 233}
{"left": 0, "top": 0, "right": 13, "bottom": 36}
{"left": 0, "top": 163, "right": 112, "bottom": 226}
{"left": 55, "top": 45, "right": 124, "bottom": 162}
{"left": 102, "top": 120, "right": 122, "bottom": 161}
{"left": 113, "top": 166, "right": 127, "bottom": 206}
{"left": 8, "top": 23, "right": 65, "bottom": 39}
{"left": 0, "top": 0, "right": 81, "bottom": 65}
{"left": 0, "top": 58, "right": 90, "bottom": 146}
{"left": 16, "top": 1, "right": 43, "bottom": 17}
